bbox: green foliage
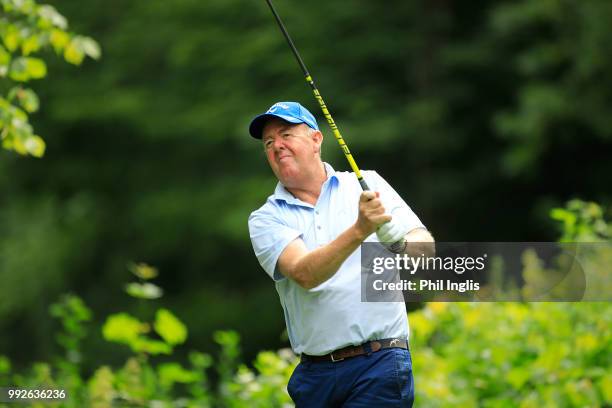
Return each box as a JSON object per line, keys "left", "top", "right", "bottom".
{"left": 49, "top": 294, "right": 92, "bottom": 363}
{"left": 28, "top": 294, "right": 95, "bottom": 407}
{"left": 128, "top": 262, "right": 159, "bottom": 280}
{"left": 488, "top": 0, "right": 612, "bottom": 175}
{"left": 125, "top": 262, "right": 163, "bottom": 299}
{"left": 550, "top": 199, "right": 610, "bottom": 242}
{"left": 1, "top": 264, "right": 298, "bottom": 407}
{"left": 215, "top": 330, "right": 241, "bottom": 388}
{"left": 125, "top": 282, "right": 163, "bottom": 300}
{"left": 411, "top": 200, "right": 612, "bottom": 407}
{"left": 411, "top": 302, "right": 611, "bottom": 407}
{"left": 222, "top": 349, "right": 296, "bottom": 408}
{"left": 157, "top": 362, "right": 199, "bottom": 389}
{"left": 549, "top": 200, "right": 612, "bottom": 301}
{"left": 154, "top": 308, "right": 188, "bottom": 346}
{"left": 87, "top": 330, "right": 295, "bottom": 408}
{"left": 1, "top": 201, "right": 610, "bottom": 406}
{"left": 0, "top": 0, "right": 99, "bottom": 157}
{"left": 92, "top": 265, "right": 296, "bottom": 406}
{"left": 101, "top": 313, "right": 151, "bottom": 350}
{"left": 102, "top": 264, "right": 184, "bottom": 356}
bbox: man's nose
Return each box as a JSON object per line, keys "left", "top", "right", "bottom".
{"left": 273, "top": 137, "right": 286, "bottom": 151}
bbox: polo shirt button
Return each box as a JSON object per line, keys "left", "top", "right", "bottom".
{"left": 315, "top": 210, "right": 320, "bottom": 215}
{"left": 317, "top": 225, "right": 321, "bottom": 230}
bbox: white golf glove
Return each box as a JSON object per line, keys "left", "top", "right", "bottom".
{"left": 377, "top": 217, "right": 410, "bottom": 253}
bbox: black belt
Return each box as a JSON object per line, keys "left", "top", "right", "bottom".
{"left": 301, "top": 338, "right": 408, "bottom": 363}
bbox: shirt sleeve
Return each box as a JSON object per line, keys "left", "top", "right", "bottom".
{"left": 248, "top": 204, "right": 302, "bottom": 281}
{"left": 363, "top": 170, "right": 426, "bottom": 233}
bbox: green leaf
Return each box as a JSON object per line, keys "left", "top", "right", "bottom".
{"left": 158, "top": 363, "right": 199, "bottom": 388}
{"left": 63, "top": 36, "right": 101, "bottom": 65}
{"left": 50, "top": 29, "right": 70, "bottom": 53}
{"left": 21, "top": 35, "right": 40, "bottom": 56}
{"left": 189, "top": 351, "right": 213, "bottom": 369}
{"left": 128, "top": 262, "right": 159, "bottom": 280}
{"left": 10, "top": 87, "right": 40, "bottom": 113}
{"left": 24, "top": 135, "right": 44, "bottom": 157}
{"left": 2, "top": 26, "right": 20, "bottom": 52}
{"left": 12, "top": 133, "right": 29, "bottom": 155}
{"left": 8, "top": 57, "right": 28, "bottom": 81}
{"left": 125, "top": 282, "right": 163, "bottom": 299}
{"left": 213, "top": 330, "right": 240, "bottom": 347}
{"left": 37, "top": 5, "right": 68, "bottom": 29}
{"left": 102, "top": 313, "right": 148, "bottom": 344}
{"left": 131, "top": 338, "right": 172, "bottom": 355}
{"left": 64, "top": 38, "right": 85, "bottom": 65}
{"left": 550, "top": 208, "right": 573, "bottom": 222}
{"left": 25, "top": 57, "right": 47, "bottom": 78}
{"left": 80, "top": 37, "right": 101, "bottom": 60}
{"left": 9, "top": 57, "right": 47, "bottom": 81}
{"left": 24, "top": 90, "right": 40, "bottom": 113}
{"left": 154, "top": 308, "right": 187, "bottom": 346}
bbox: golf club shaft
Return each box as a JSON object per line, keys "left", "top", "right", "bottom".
{"left": 264, "top": 0, "right": 370, "bottom": 191}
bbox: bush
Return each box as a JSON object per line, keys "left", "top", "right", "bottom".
{"left": 411, "top": 302, "right": 611, "bottom": 407}
{"left": 411, "top": 200, "right": 611, "bottom": 407}
{"left": 0, "top": 264, "right": 298, "bottom": 408}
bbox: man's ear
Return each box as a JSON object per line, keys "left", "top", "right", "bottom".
{"left": 312, "top": 130, "right": 323, "bottom": 153}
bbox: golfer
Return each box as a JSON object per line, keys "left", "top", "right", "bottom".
{"left": 248, "top": 101, "right": 434, "bottom": 407}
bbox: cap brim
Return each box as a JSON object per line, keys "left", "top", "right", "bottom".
{"left": 248, "top": 113, "right": 305, "bottom": 139}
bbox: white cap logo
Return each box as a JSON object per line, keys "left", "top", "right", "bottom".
{"left": 268, "top": 103, "right": 289, "bottom": 113}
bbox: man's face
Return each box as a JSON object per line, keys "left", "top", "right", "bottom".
{"left": 261, "top": 118, "right": 322, "bottom": 186}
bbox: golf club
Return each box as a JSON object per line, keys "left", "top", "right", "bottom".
{"left": 264, "top": 0, "right": 370, "bottom": 191}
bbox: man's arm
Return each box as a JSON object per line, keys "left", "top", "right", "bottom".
{"left": 277, "top": 191, "right": 389, "bottom": 289}
{"left": 404, "top": 227, "right": 435, "bottom": 258}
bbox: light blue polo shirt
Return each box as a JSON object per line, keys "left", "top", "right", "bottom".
{"left": 248, "top": 163, "right": 425, "bottom": 355}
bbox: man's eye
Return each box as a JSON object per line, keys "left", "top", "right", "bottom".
{"left": 264, "top": 140, "right": 273, "bottom": 148}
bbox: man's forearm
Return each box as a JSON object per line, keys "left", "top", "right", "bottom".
{"left": 404, "top": 228, "right": 435, "bottom": 258}
{"left": 289, "top": 225, "right": 367, "bottom": 289}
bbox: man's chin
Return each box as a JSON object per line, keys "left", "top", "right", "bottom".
{"left": 277, "top": 161, "right": 296, "bottom": 173}
{"left": 277, "top": 168, "right": 301, "bottom": 186}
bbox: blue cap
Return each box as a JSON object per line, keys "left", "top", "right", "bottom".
{"left": 249, "top": 101, "right": 319, "bottom": 139}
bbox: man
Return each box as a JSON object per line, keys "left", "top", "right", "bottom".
{"left": 248, "top": 101, "right": 434, "bottom": 407}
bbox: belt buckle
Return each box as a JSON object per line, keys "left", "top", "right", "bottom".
{"left": 330, "top": 353, "right": 344, "bottom": 362}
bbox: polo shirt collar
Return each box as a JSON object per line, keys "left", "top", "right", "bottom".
{"left": 273, "top": 162, "right": 338, "bottom": 206}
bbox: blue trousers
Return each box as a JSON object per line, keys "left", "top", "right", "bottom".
{"left": 288, "top": 347, "right": 414, "bottom": 407}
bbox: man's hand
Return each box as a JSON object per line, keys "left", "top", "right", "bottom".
{"left": 372, "top": 192, "right": 410, "bottom": 251}
{"left": 278, "top": 191, "right": 391, "bottom": 289}
{"left": 354, "top": 191, "right": 392, "bottom": 240}
{"left": 376, "top": 219, "right": 410, "bottom": 248}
